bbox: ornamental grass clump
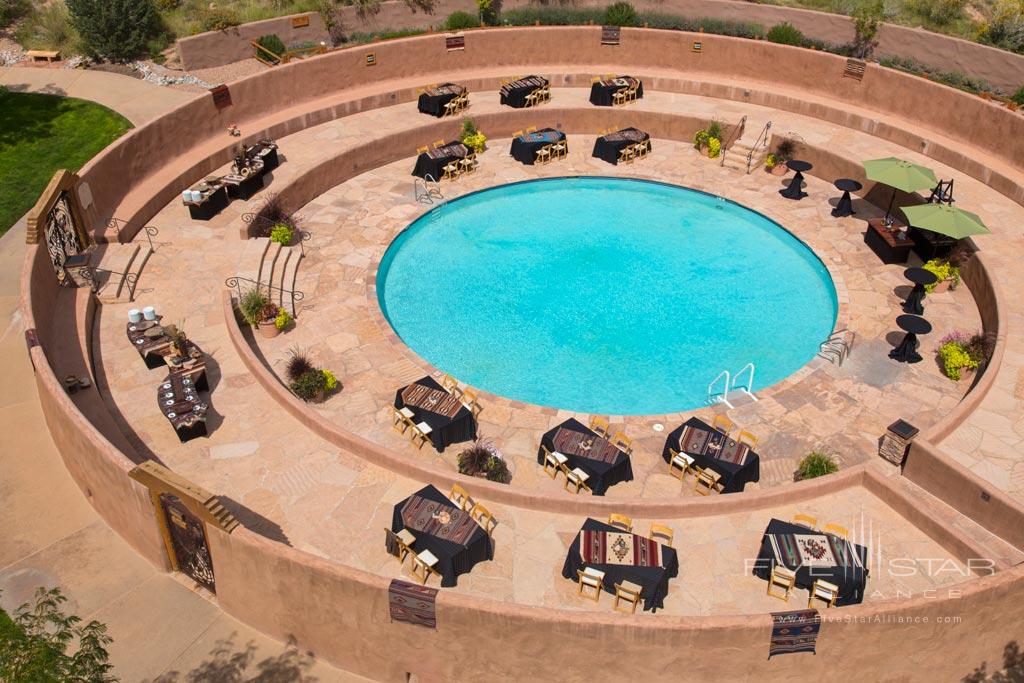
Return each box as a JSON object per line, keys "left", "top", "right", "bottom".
{"left": 457, "top": 439, "right": 511, "bottom": 483}
{"left": 797, "top": 450, "right": 838, "bottom": 480}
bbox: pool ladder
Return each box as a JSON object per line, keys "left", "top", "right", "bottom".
{"left": 414, "top": 174, "right": 444, "bottom": 204}
{"left": 707, "top": 363, "right": 759, "bottom": 409}
{"left": 818, "top": 328, "right": 855, "bottom": 366}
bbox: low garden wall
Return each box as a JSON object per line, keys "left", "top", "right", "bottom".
{"left": 175, "top": 0, "right": 1024, "bottom": 93}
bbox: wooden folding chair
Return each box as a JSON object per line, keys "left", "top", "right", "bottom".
{"left": 613, "top": 580, "right": 643, "bottom": 614}
{"left": 738, "top": 429, "right": 759, "bottom": 449}
{"left": 793, "top": 514, "right": 818, "bottom": 530}
{"left": 649, "top": 523, "right": 674, "bottom": 547}
{"left": 385, "top": 527, "right": 416, "bottom": 563}
{"left": 589, "top": 416, "right": 611, "bottom": 438}
{"left": 411, "top": 549, "right": 440, "bottom": 585}
{"left": 392, "top": 406, "right": 414, "bottom": 433}
{"left": 460, "top": 388, "right": 481, "bottom": 417}
{"left": 416, "top": 145, "right": 429, "bottom": 155}
{"left": 409, "top": 420, "right": 432, "bottom": 450}
{"left": 694, "top": 467, "right": 722, "bottom": 495}
{"left": 712, "top": 414, "right": 735, "bottom": 436}
{"left": 668, "top": 448, "right": 695, "bottom": 481}
{"left": 608, "top": 513, "right": 632, "bottom": 533}
{"left": 577, "top": 567, "right": 604, "bottom": 602}
{"left": 808, "top": 579, "right": 839, "bottom": 608}
{"left": 824, "top": 523, "right": 850, "bottom": 539}
{"left": 541, "top": 445, "right": 568, "bottom": 479}
{"left": 470, "top": 502, "right": 497, "bottom": 535}
{"left": 591, "top": 75, "right": 601, "bottom": 83}
{"left": 512, "top": 129, "right": 524, "bottom": 139}
{"left": 618, "top": 145, "right": 635, "bottom": 165}
{"left": 564, "top": 466, "right": 592, "bottom": 494}
{"left": 432, "top": 139, "right": 445, "bottom": 148}
{"left": 611, "top": 430, "right": 633, "bottom": 454}
{"left": 767, "top": 565, "right": 796, "bottom": 601}
{"left": 449, "top": 483, "right": 474, "bottom": 511}
{"left": 440, "top": 373, "right": 458, "bottom": 392}
{"left": 526, "top": 125, "right": 538, "bottom": 133}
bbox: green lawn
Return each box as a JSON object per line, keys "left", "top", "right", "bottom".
{"left": 0, "top": 89, "right": 132, "bottom": 235}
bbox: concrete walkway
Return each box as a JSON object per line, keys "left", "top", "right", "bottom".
{"left": 0, "top": 67, "right": 361, "bottom": 681}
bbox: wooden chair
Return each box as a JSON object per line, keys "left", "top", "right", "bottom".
{"left": 591, "top": 75, "right": 601, "bottom": 83}
{"left": 526, "top": 125, "right": 538, "bottom": 133}
{"left": 608, "top": 513, "right": 632, "bottom": 533}
{"left": 443, "top": 100, "right": 460, "bottom": 117}
{"left": 649, "top": 523, "right": 674, "bottom": 547}
{"left": 552, "top": 140, "right": 567, "bottom": 159}
{"left": 409, "top": 420, "right": 432, "bottom": 450}
{"left": 577, "top": 567, "right": 605, "bottom": 602}
{"left": 524, "top": 91, "right": 539, "bottom": 107}
{"left": 694, "top": 467, "right": 722, "bottom": 496}
{"left": 411, "top": 549, "right": 440, "bottom": 585}
{"left": 668, "top": 448, "right": 695, "bottom": 481}
{"left": 824, "top": 523, "right": 850, "bottom": 539}
{"left": 564, "top": 466, "right": 592, "bottom": 494}
{"left": 613, "top": 580, "right": 643, "bottom": 614}
{"left": 512, "top": 129, "right": 524, "bottom": 139}
{"left": 440, "top": 373, "right": 458, "bottom": 392}
{"left": 392, "top": 407, "right": 414, "bottom": 434}
{"left": 617, "top": 145, "right": 635, "bottom": 165}
{"left": 589, "top": 416, "right": 611, "bottom": 438}
{"left": 738, "top": 430, "right": 759, "bottom": 449}
{"left": 534, "top": 145, "right": 552, "bottom": 165}
{"left": 385, "top": 528, "right": 416, "bottom": 563}
{"left": 460, "top": 388, "right": 482, "bottom": 417}
{"left": 611, "top": 431, "right": 633, "bottom": 454}
{"left": 470, "top": 502, "right": 497, "bottom": 535}
{"left": 432, "top": 139, "right": 445, "bottom": 148}
{"left": 441, "top": 162, "right": 460, "bottom": 181}
{"left": 612, "top": 90, "right": 627, "bottom": 106}
{"left": 541, "top": 445, "right": 568, "bottom": 479}
{"left": 416, "top": 145, "right": 429, "bottom": 155}
{"left": 459, "top": 152, "right": 478, "bottom": 175}
{"left": 449, "top": 483, "right": 474, "bottom": 511}
{"left": 626, "top": 87, "right": 639, "bottom": 102}
{"left": 808, "top": 579, "right": 839, "bottom": 608}
{"left": 712, "top": 414, "right": 735, "bottom": 436}
{"left": 767, "top": 565, "right": 796, "bottom": 601}
{"left": 793, "top": 514, "right": 818, "bottom": 530}
{"left": 539, "top": 86, "right": 551, "bottom": 102}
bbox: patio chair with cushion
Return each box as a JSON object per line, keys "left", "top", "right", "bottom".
{"left": 668, "top": 448, "right": 695, "bottom": 481}
{"left": 541, "top": 445, "right": 568, "bottom": 479}
{"left": 767, "top": 565, "right": 797, "bottom": 601}
{"left": 589, "top": 416, "right": 611, "bottom": 438}
{"left": 578, "top": 567, "right": 605, "bottom": 601}
{"left": 449, "top": 483, "right": 474, "bottom": 511}
{"left": 808, "top": 579, "right": 839, "bottom": 608}
{"left": 613, "top": 580, "right": 643, "bottom": 614}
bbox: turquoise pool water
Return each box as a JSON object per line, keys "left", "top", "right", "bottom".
{"left": 377, "top": 177, "right": 837, "bottom": 415}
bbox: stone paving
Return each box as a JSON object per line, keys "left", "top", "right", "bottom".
{"left": 81, "top": 87, "right": 1019, "bottom": 614}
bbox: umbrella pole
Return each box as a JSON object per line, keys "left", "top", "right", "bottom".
{"left": 885, "top": 188, "right": 896, "bottom": 225}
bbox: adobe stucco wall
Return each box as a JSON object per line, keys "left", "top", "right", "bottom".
{"left": 177, "top": 1, "right": 1024, "bottom": 92}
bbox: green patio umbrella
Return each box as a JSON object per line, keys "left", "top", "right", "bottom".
{"left": 862, "top": 157, "right": 939, "bottom": 220}
{"left": 900, "top": 203, "right": 990, "bottom": 239}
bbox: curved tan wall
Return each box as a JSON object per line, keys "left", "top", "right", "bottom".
{"left": 21, "top": 26, "right": 1024, "bottom": 679}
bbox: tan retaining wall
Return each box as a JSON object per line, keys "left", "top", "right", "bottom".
{"left": 176, "top": 1, "right": 1024, "bottom": 92}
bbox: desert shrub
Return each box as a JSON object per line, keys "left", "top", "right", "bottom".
{"left": 239, "top": 289, "right": 270, "bottom": 326}
{"left": 256, "top": 34, "right": 287, "bottom": 63}
{"left": 285, "top": 347, "right": 315, "bottom": 382}
{"left": 604, "top": 1, "right": 639, "bottom": 27}
{"left": 270, "top": 223, "right": 294, "bottom": 246}
{"left": 706, "top": 120, "right": 723, "bottom": 140}
{"left": 17, "top": 2, "right": 79, "bottom": 56}
{"left": 851, "top": 0, "right": 884, "bottom": 58}
{"left": 0, "top": 0, "right": 29, "bottom": 29}
{"left": 879, "top": 55, "right": 996, "bottom": 95}
{"left": 639, "top": 13, "right": 764, "bottom": 38}
{"left": 767, "top": 22, "right": 805, "bottom": 45}
{"left": 254, "top": 193, "right": 300, "bottom": 236}
{"left": 797, "top": 451, "right": 838, "bottom": 479}
{"left": 198, "top": 6, "right": 239, "bottom": 33}
{"left": 977, "top": 0, "right": 1024, "bottom": 53}
{"left": 65, "top": 0, "right": 163, "bottom": 61}
{"left": 906, "top": 0, "right": 966, "bottom": 25}
{"left": 291, "top": 368, "right": 328, "bottom": 401}
{"left": 444, "top": 10, "right": 479, "bottom": 29}
{"left": 774, "top": 139, "right": 796, "bottom": 162}
{"left": 501, "top": 6, "right": 604, "bottom": 26}
{"left": 1013, "top": 86, "right": 1024, "bottom": 104}
{"left": 457, "top": 440, "right": 510, "bottom": 483}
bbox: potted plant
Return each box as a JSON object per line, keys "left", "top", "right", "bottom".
{"left": 764, "top": 152, "right": 778, "bottom": 173}
{"left": 795, "top": 450, "right": 838, "bottom": 481}
{"left": 270, "top": 223, "right": 294, "bottom": 246}
{"left": 460, "top": 117, "right": 487, "bottom": 153}
{"left": 239, "top": 289, "right": 270, "bottom": 328}
{"left": 771, "top": 140, "right": 795, "bottom": 175}
{"left": 259, "top": 303, "right": 283, "bottom": 339}
{"left": 285, "top": 346, "right": 314, "bottom": 383}
{"left": 937, "top": 331, "right": 992, "bottom": 382}
{"left": 457, "top": 439, "right": 511, "bottom": 484}
{"left": 291, "top": 368, "right": 328, "bottom": 401}
{"left": 274, "top": 307, "right": 293, "bottom": 333}
{"left": 922, "top": 258, "right": 961, "bottom": 293}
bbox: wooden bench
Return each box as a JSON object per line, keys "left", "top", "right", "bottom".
{"left": 26, "top": 50, "right": 61, "bottom": 63}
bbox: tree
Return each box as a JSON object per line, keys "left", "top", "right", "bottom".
{"left": 0, "top": 587, "right": 115, "bottom": 682}
{"left": 64, "top": 0, "right": 162, "bottom": 62}
{"left": 851, "top": 0, "right": 884, "bottom": 59}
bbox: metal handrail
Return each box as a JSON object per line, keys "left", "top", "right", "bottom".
{"left": 817, "top": 328, "right": 855, "bottom": 366}
{"left": 240, "top": 213, "right": 311, "bottom": 256}
{"left": 708, "top": 370, "right": 733, "bottom": 409}
{"left": 414, "top": 175, "right": 444, "bottom": 204}
{"left": 745, "top": 121, "right": 772, "bottom": 174}
{"left": 719, "top": 115, "right": 747, "bottom": 167}
{"left": 225, "top": 275, "right": 305, "bottom": 317}
{"left": 107, "top": 217, "right": 158, "bottom": 252}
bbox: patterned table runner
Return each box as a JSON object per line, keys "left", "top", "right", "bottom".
{"left": 580, "top": 530, "right": 663, "bottom": 567}
{"left": 770, "top": 532, "right": 862, "bottom": 569}
{"left": 769, "top": 609, "right": 821, "bottom": 659}
{"left": 127, "top": 320, "right": 172, "bottom": 358}
{"left": 553, "top": 428, "right": 621, "bottom": 464}
{"left": 521, "top": 130, "right": 562, "bottom": 144}
{"left": 715, "top": 438, "right": 750, "bottom": 466}
{"left": 401, "top": 382, "right": 464, "bottom": 418}
{"left": 598, "top": 76, "right": 640, "bottom": 90}
{"left": 388, "top": 579, "right": 438, "bottom": 629}
{"left": 427, "top": 83, "right": 465, "bottom": 97}
{"left": 603, "top": 127, "right": 648, "bottom": 143}
{"left": 401, "top": 494, "right": 478, "bottom": 545}
{"left": 159, "top": 371, "right": 206, "bottom": 429}
{"left": 500, "top": 75, "right": 547, "bottom": 95}
{"left": 426, "top": 142, "right": 469, "bottom": 160}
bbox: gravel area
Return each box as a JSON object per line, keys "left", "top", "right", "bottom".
{"left": 186, "top": 58, "right": 268, "bottom": 86}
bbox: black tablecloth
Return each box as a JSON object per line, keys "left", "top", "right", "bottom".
{"left": 418, "top": 83, "right": 466, "bottom": 117}
{"left": 780, "top": 172, "right": 808, "bottom": 200}
{"left": 411, "top": 141, "right": 469, "bottom": 180}
{"left": 561, "top": 518, "right": 679, "bottom": 612}
{"left": 187, "top": 186, "right": 229, "bottom": 220}
{"left": 500, "top": 75, "right": 548, "bottom": 108}
{"left": 903, "top": 267, "right": 937, "bottom": 315}
{"left": 510, "top": 128, "right": 565, "bottom": 165}
{"left": 394, "top": 376, "right": 476, "bottom": 452}
{"left": 661, "top": 417, "right": 760, "bottom": 493}
{"left": 831, "top": 179, "right": 861, "bottom": 218}
{"left": 391, "top": 484, "right": 492, "bottom": 587}
{"left": 909, "top": 226, "right": 958, "bottom": 261}
{"left": 536, "top": 417, "right": 633, "bottom": 495}
{"left": 592, "top": 127, "right": 650, "bottom": 165}
{"left": 588, "top": 76, "right": 644, "bottom": 106}
{"left": 752, "top": 518, "right": 869, "bottom": 606}
{"left": 890, "top": 332, "right": 922, "bottom": 363}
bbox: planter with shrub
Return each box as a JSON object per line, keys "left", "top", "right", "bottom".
{"left": 457, "top": 439, "right": 511, "bottom": 484}
{"left": 767, "top": 22, "right": 805, "bottom": 46}
{"left": 285, "top": 347, "right": 339, "bottom": 402}
{"left": 922, "top": 257, "right": 961, "bottom": 292}
{"left": 693, "top": 120, "right": 724, "bottom": 158}
{"left": 937, "top": 330, "right": 992, "bottom": 381}
{"left": 256, "top": 34, "right": 286, "bottom": 64}
{"left": 460, "top": 117, "right": 487, "bottom": 152}
{"left": 796, "top": 450, "right": 838, "bottom": 480}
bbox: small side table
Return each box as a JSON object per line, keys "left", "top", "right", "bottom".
{"left": 903, "top": 267, "right": 938, "bottom": 315}
{"left": 890, "top": 314, "right": 932, "bottom": 364}
{"left": 832, "top": 179, "right": 862, "bottom": 217}
{"left": 780, "top": 160, "right": 812, "bottom": 200}
{"left": 879, "top": 419, "right": 919, "bottom": 466}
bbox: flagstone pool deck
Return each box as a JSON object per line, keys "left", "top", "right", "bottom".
{"left": 77, "top": 86, "right": 1024, "bottom": 613}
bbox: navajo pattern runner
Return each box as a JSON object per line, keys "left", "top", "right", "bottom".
{"left": 826, "top": 534, "right": 864, "bottom": 569}
{"left": 500, "top": 75, "right": 547, "bottom": 95}
{"left": 388, "top": 579, "right": 439, "bottom": 629}
{"left": 401, "top": 494, "right": 478, "bottom": 545}
{"left": 770, "top": 533, "right": 861, "bottom": 569}
{"left": 426, "top": 142, "right": 469, "bottom": 160}
{"left": 401, "top": 382, "right": 464, "bottom": 418}
{"left": 603, "top": 127, "right": 648, "bottom": 143}
{"left": 580, "top": 530, "right": 663, "bottom": 567}
{"left": 768, "top": 609, "right": 821, "bottom": 659}
{"left": 716, "top": 439, "right": 751, "bottom": 466}
{"left": 427, "top": 83, "right": 465, "bottom": 97}
{"left": 598, "top": 76, "right": 640, "bottom": 90}
{"left": 553, "top": 428, "right": 622, "bottom": 464}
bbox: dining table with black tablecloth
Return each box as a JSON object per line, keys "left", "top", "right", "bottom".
{"left": 903, "top": 267, "right": 938, "bottom": 315}
{"left": 394, "top": 376, "right": 476, "bottom": 452}
{"left": 537, "top": 418, "right": 633, "bottom": 495}
{"left": 417, "top": 83, "right": 467, "bottom": 117}
{"left": 591, "top": 127, "right": 650, "bottom": 165}
{"left": 411, "top": 141, "right": 469, "bottom": 180}
{"left": 391, "top": 484, "right": 493, "bottom": 587}
{"left": 779, "top": 159, "right": 812, "bottom": 200}
{"left": 499, "top": 75, "right": 548, "bottom": 108}
{"left": 157, "top": 370, "right": 208, "bottom": 442}
{"left": 510, "top": 128, "right": 565, "bottom": 165}
{"left": 890, "top": 314, "right": 931, "bottom": 364}
{"left": 752, "top": 518, "right": 869, "bottom": 606}
{"left": 588, "top": 76, "right": 644, "bottom": 106}
{"left": 184, "top": 183, "right": 230, "bottom": 220}
{"left": 561, "top": 518, "right": 679, "bottom": 612}
{"left": 661, "top": 417, "right": 760, "bottom": 493}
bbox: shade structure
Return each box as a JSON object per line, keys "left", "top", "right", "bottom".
{"left": 862, "top": 157, "right": 939, "bottom": 219}
{"left": 900, "top": 203, "right": 990, "bottom": 239}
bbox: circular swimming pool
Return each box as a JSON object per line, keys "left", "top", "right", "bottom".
{"left": 377, "top": 177, "right": 837, "bottom": 415}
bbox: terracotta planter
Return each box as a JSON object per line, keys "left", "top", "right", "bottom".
{"left": 932, "top": 279, "right": 951, "bottom": 294}
{"left": 260, "top": 321, "right": 281, "bottom": 339}
{"left": 958, "top": 367, "right": 977, "bottom": 385}
{"left": 699, "top": 144, "right": 709, "bottom": 157}
{"left": 770, "top": 164, "right": 788, "bottom": 176}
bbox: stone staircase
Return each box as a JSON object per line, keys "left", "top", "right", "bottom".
{"left": 92, "top": 242, "right": 153, "bottom": 303}
{"left": 721, "top": 120, "right": 772, "bottom": 174}
{"left": 237, "top": 237, "right": 303, "bottom": 315}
